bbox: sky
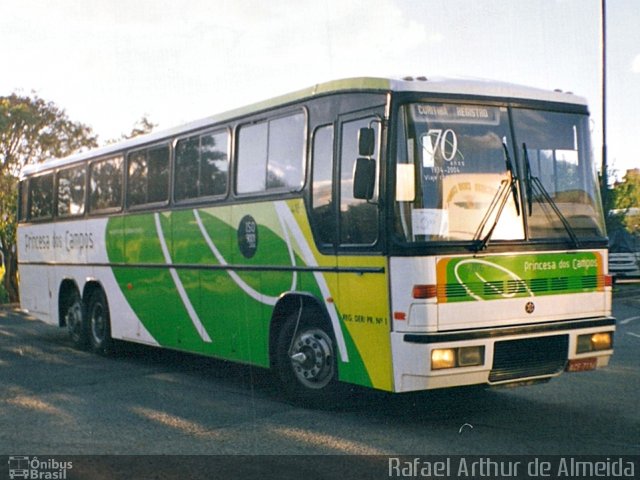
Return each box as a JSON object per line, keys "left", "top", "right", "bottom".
{"left": 1, "top": 0, "right": 638, "bottom": 180}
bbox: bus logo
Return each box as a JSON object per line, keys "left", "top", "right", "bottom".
{"left": 7, "top": 456, "right": 72, "bottom": 479}
{"left": 525, "top": 301, "right": 535, "bottom": 314}
{"left": 8, "top": 456, "right": 29, "bottom": 479}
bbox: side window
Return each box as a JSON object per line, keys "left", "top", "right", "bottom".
{"left": 311, "top": 125, "right": 335, "bottom": 245}
{"left": 90, "top": 156, "right": 123, "bottom": 213}
{"left": 267, "top": 114, "right": 305, "bottom": 190}
{"left": 237, "top": 112, "right": 305, "bottom": 194}
{"left": 57, "top": 165, "right": 86, "bottom": 217}
{"left": 175, "top": 136, "right": 199, "bottom": 200}
{"left": 237, "top": 123, "right": 268, "bottom": 193}
{"left": 200, "top": 131, "right": 229, "bottom": 197}
{"left": 18, "top": 180, "right": 29, "bottom": 222}
{"left": 148, "top": 146, "right": 170, "bottom": 203}
{"left": 127, "top": 145, "right": 170, "bottom": 207}
{"left": 175, "top": 130, "right": 229, "bottom": 201}
{"left": 340, "top": 117, "right": 379, "bottom": 245}
{"left": 29, "top": 173, "right": 54, "bottom": 220}
{"left": 127, "top": 151, "right": 147, "bottom": 206}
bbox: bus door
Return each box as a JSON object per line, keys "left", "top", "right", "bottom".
{"left": 334, "top": 110, "right": 393, "bottom": 391}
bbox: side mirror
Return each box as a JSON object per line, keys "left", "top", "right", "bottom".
{"left": 353, "top": 158, "right": 376, "bottom": 200}
{"left": 358, "top": 128, "right": 375, "bottom": 157}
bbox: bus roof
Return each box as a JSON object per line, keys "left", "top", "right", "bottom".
{"left": 21, "top": 76, "right": 588, "bottom": 177}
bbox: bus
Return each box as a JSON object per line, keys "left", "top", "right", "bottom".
{"left": 17, "top": 76, "right": 615, "bottom": 403}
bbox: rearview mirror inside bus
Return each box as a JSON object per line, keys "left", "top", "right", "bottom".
{"left": 353, "top": 157, "right": 376, "bottom": 200}
{"left": 358, "top": 127, "right": 375, "bottom": 156}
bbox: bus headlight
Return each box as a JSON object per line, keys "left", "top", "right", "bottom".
{"left": 431, "top": 346, "right": 485, "bottom": 370}
{"left": 458, "top": 346, "right": 485, "bottom": 367}
{"left": 576, "top": 332, "right": 612, "bottom": 353}
{"left": 431, "top": 349, "right": 456, "bottom": 370}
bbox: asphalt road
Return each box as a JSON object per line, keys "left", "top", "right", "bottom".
{"left": 1, "top": 287, "right": 638, "bottom": 462}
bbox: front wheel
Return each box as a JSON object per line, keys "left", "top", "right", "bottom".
{"left": 275, "top": 313, "right": 338, "bottom": 405}
{"left": 86, "top": 289, "right": 112, "bottom": 355}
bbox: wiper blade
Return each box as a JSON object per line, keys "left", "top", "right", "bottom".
{"left": 522, "top": 144, "right": 533, "bottom": 216}
{"left": 522, "top": 143, "right": 580, "bottom": 248}
{"left": 503, "top": 140, "right": 520, "bottom": 217}
{"left": 471, "top": 178, "right": 514, "bottom": 252}
{"left": 469, "top": 142, "right": 521, "bottom": 252}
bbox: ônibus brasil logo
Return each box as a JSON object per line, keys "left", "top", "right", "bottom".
{"left": 453, "top": 259, "right": 534, "bottom": 301}
{"left": 8, "top": 456, "right": 72, "bottom": 479}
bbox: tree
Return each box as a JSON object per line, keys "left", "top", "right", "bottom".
{"left": 0, "top": 92, "right": 98, "bottom": 303}
{"left": 0, "top": 175, "right": 17, "bottom": 302}
{"left": 106, "top": 115, "right": 156, "bottom": 144}
{"left": 612, "top": 168, "right": 640, "bottom": 235}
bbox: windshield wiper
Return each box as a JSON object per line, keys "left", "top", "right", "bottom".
{"left": 470, "top": 141, "right": 521, "bottom": 252}
{"left": 503, "top": 140, "right": 520, "bottom": 217}
{"left": 522, "top": 143, "right": 580, "bottom": 248}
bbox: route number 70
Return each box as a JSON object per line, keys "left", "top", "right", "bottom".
{"left": 421, "top": 129, "right": 458, "bottom": 168}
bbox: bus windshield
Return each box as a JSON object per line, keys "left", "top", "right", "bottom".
{"left": 393, "top": 102, "right": 606, "bottom": 245}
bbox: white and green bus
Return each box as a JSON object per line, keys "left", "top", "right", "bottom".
{"left": 17, "top": 77, "right": 615, "bottom": 402}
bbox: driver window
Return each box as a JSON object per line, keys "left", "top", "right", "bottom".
{"left": 340, "top": 117, "right": 379, "bottom": 245}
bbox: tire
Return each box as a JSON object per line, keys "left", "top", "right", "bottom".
{"left": 86, "top": 288, "right": 112, "bottom": 355}
{"left": 275, "top": 312, "right": 339, "bottom": 406}
{"left": 62, "top": 290, "right": 87, "bottom": 349}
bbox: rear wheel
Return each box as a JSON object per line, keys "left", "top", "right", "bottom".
{"left": 86, "top": 289, "right": 112, "bottom": 355}
{"left": 62, "top": 291, "right": 86, "bottom": 348}
{"left": 275, "top": 312, "right": 338, "bottom": 405}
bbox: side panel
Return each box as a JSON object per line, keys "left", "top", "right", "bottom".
{"left": 18, "top": 223, "right": 55, "bottom": 318}
{"left": 335, "top": 256, "right": 392, "bottom": 390}
{"left": 100, "top": 215, "right": 158, "bottom": 344}
{"left": 100, "top": 199, "right": 391, "bottom": 389}
{"left": 18, "top": 219, "right": 159, "bottom": 345}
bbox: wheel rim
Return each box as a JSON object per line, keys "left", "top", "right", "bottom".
{"left": 66, "top": 300, "right": 83, "bottom": 342}
{"left": 289, "top": 328, "right": 334, "bottom": 389}
{"left": 90, "top": 301, "right": 105, "bottom": 345}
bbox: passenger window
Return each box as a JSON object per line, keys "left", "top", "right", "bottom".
{"left": 237, "top": 112, "right": 305, "bottom": 194}
{"left": 29, "top": 173, "right": 54, "bottom": 220}
{"left": 175, "top": 136, "right": 199, "bottom": 200}
{"left": 18, "top": 180, "right": 29, "bottom": 222}
{"left": 127, "top": 151, "right": 147, "bottom": 206}
{"left": 127, "top": 145, "right": 170, "bottom": 207}
{"left": 147, "top": 146, "right": 170, "bottom": 203}
{"left": 89, "top": 156, "right": 123, "bottom": 212}
{"left": 57, "top": 165, "right": 86, "bottom": 217}
{"left": 200, "top": 131, "right": 229, "bottom": 197}
{"left": 237, "top": 122, "right": 268, "bottom": 193}
{"left": 267, "top": 114, "right": 305, "bottom": 190}
{"left": 175, "top": 130, "right": 229, "bottom": 201}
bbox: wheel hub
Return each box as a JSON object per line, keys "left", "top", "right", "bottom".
{"left": 66, "top": 301, "right": 83, "bottom": 339}
{"left": 289, "top": 329, "right": 334, "bottom": 389}
{"left": 91, "top": 304, "right": 105, "bottom": 342}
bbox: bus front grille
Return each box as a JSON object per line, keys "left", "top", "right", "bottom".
{"left": 489, "top": 335, "right": 569, "bottom": 383}
{"left": 440, "top": 275, "right": 605, "bottom": 301}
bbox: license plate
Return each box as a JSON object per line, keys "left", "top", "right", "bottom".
{"left": 566, "top": 357, "right": 597, "bottom": 372}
